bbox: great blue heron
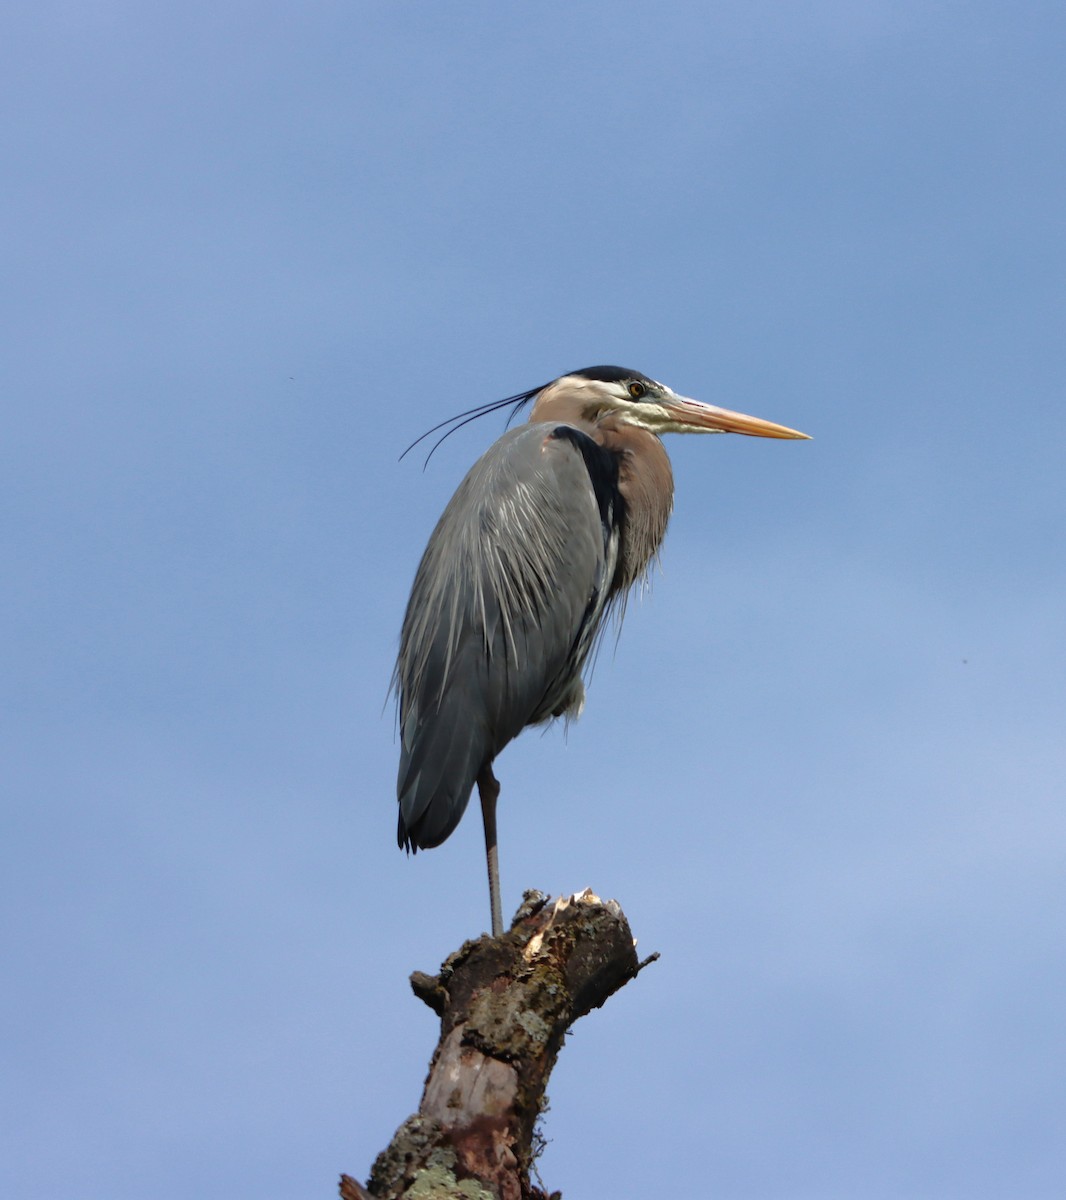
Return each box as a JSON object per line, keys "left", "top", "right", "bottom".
{"left": 395, "top": 365, "right": 808, "bottom": 936}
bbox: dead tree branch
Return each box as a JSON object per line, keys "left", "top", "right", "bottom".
{"left": 341, "top": 888, "right": 657, "bottom": 1200}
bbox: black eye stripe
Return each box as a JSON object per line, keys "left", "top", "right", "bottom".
{"left": 570, "top": 365, "right": 654, "bottom": 386}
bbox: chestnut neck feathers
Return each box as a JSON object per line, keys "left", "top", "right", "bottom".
{"left": 529, "top": 385, "right": 674, "bottom": 593}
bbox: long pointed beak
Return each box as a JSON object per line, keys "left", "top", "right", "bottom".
{"left": 661, "top": 394, "right": 810, "bottom": 440}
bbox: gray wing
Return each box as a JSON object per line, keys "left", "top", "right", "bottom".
{"left": 395, "top": 421, "right": 619, "bottom": 851}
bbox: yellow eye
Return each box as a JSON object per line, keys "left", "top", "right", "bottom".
{"left": 628, "top": 381, "right": 646, "bottom": 398}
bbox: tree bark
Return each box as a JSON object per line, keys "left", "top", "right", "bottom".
{"left": 340, "top": 888, "right": 657, "bottom": 1200}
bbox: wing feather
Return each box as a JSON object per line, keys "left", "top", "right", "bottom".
{"left": 395, "top": 422, "right": 616, "bottom": 849}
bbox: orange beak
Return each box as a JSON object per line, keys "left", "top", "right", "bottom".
{"left": 661, "top": 395, "right": 810, "bottom": 440}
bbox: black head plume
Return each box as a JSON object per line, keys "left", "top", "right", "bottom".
{"left": 399, "top": 382, "right": 548, "bottom": 469}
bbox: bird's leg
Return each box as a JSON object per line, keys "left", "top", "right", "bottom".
{"left": 477, "top": 765, "right": 503, "bottom": 937}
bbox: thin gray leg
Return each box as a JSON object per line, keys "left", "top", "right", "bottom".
{"left": 477, "top": 765, "right": 503, "bottom": 937}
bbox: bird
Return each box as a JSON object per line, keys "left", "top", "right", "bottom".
{"left": 394, "top": 365, "right": 809, "bottom": 936}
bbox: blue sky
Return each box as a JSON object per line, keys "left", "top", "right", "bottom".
{"left": 4, "top": 4, "right": 1065, "bottom": 1198}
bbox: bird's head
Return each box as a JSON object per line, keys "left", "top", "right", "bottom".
{"left": 400, "top": 364, "right": 809, "bottom": 467}
{"left": 531, "top": 365, "right": 810, "bottom": 440}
